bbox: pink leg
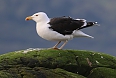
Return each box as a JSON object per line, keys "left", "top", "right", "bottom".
{"left": 59, "top": 40, "right": 68, "bottom": 49}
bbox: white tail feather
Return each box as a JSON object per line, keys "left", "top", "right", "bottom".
{"left": 73, "top": 30, "right": 94, "bottom": 38}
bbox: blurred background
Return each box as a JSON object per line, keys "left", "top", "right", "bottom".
{"left": 0, "top": 0, "right": 116, "bottom": 56}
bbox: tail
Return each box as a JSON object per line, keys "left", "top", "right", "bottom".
{"left": 78, "top": 22, "right": 100, "bottom": 30}
{"left": 73, "top": 30, "right": 94, "bottom": 38}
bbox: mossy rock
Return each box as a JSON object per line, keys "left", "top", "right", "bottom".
{"left": 0, "top": 48, "right": 116, "bottom": 78}
{"left": 87, "top": 67, "right": 116, "bottom": 78}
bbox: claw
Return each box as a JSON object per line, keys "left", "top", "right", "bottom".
{"left": 52, "top": 47, "right": 60, "bottom": 50}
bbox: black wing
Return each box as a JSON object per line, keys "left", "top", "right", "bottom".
{"left": 48, "top": 17, "right": 85, "bottom": 35}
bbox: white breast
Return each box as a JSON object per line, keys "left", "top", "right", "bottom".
{"left": 36, "top": 23, "right": 73, "bottom": 41}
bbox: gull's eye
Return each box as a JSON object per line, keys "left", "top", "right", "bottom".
{"left": 35, "top": 15, "right": 38, "bottom": 16}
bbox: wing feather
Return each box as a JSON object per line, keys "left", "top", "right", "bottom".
{"left": 48, "top": 17, "right": 85, "bottom": 35}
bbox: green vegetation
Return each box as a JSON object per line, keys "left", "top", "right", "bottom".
{"left": 0, "top": 49, "right": 116, "bottom": 78}
{"left": 1, "top": 1, "right": 116, "bottom": 55}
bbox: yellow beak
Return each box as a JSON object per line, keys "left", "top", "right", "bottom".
{"left": 25, "top": 16, "right": 32, "bottom": 21}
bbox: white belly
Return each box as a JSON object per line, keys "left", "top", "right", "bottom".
{"left": 36, "top": 24, "right": 73, "bottom": 41}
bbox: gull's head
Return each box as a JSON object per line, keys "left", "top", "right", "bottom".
{"left": 25, "top": 12, "right": 49, "bottom": 23}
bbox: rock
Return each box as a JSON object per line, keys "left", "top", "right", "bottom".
{"left": 87, "top": 67, "right": 116, "bottom": 78}
{"left": 0, "top": 48, "right": 116, "bottom": 78}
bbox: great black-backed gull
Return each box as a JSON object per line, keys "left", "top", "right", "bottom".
{"left": 25, "top": 12, "right": 99, "bottom": 49}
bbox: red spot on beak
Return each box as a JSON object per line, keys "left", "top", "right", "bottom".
{"left": 25, "top": 16, "right": 32, "bottom": 21}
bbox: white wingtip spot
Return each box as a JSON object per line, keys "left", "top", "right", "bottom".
{"left": 94, "top": 22, "right": 100, "bottom": 26}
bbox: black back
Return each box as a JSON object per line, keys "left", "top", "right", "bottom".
{"left": 48, "top": 17, "right": 85, "bottom": 35}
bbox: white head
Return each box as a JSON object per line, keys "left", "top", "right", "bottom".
{"left": 25, "top": 12, "right": 49, "bottom": 23}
